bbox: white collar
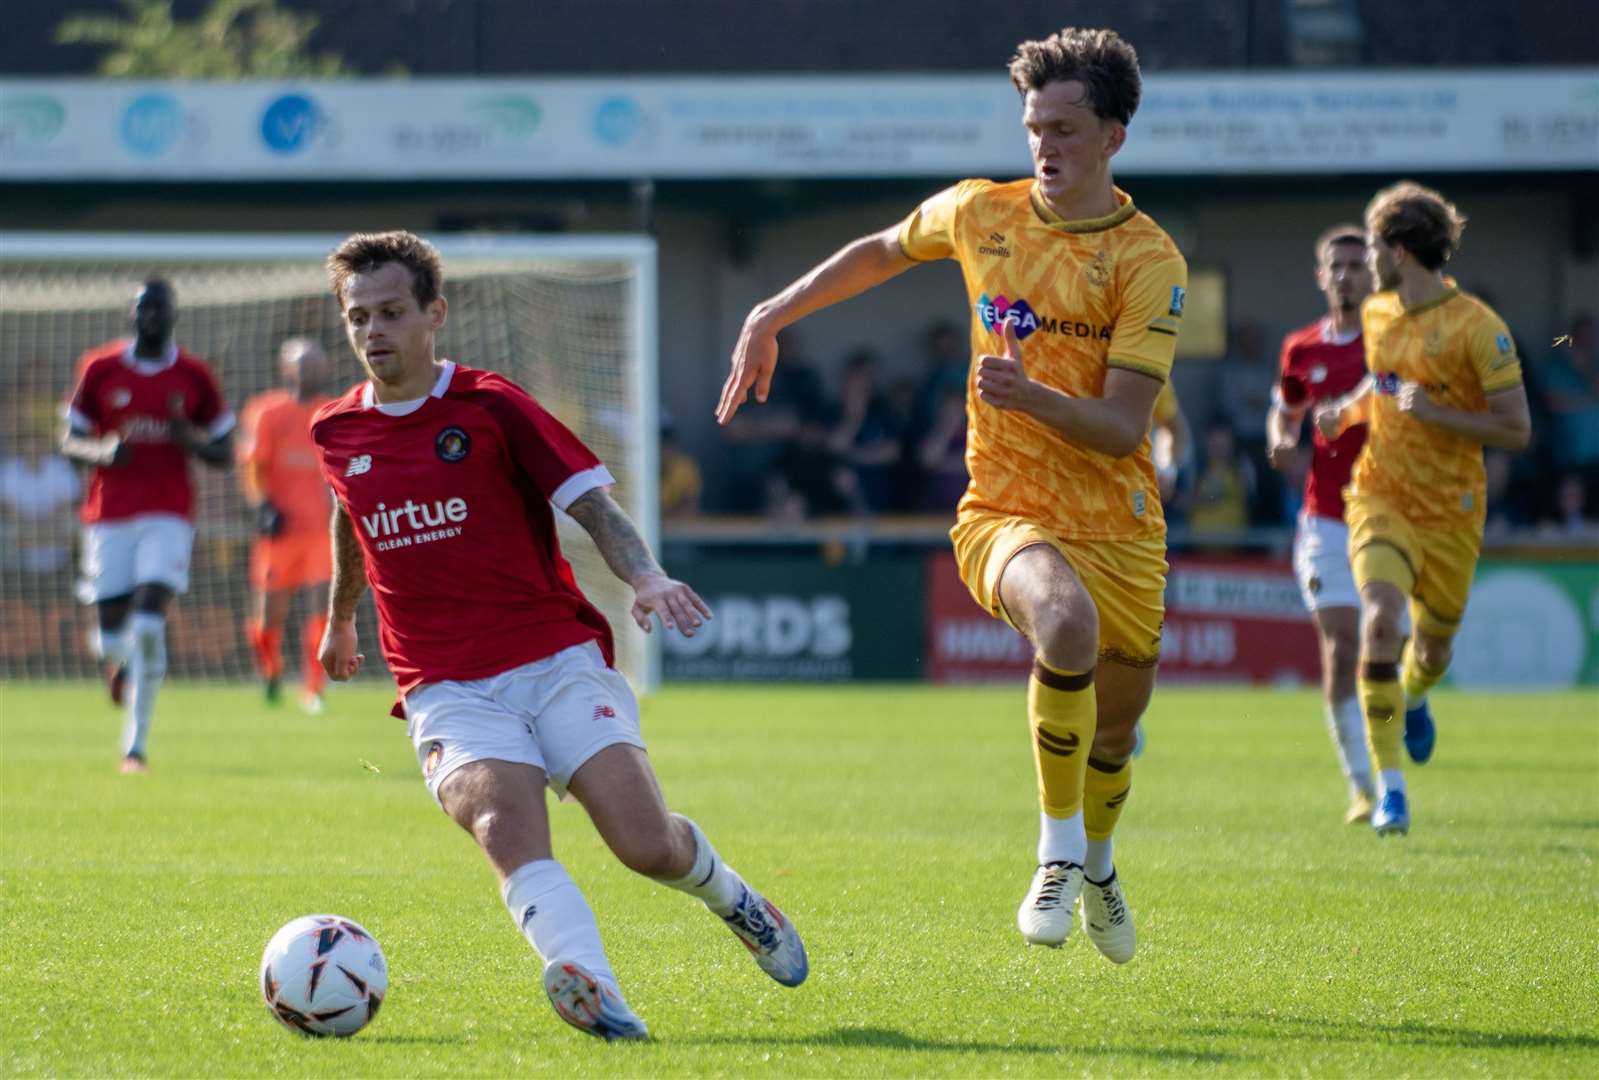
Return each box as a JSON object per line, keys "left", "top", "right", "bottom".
{"left": 1319, "top": 317, "right": 1360, "bottom": 347}
{"left": 121, "top": 341, "right": 178, "bottom": 371}
{"left": 361, "top": 360, "right": 456, "bottom": 416}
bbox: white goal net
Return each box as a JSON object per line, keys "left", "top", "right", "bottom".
{"left": 0, "top": 233, "right": 658, "bottom": 691}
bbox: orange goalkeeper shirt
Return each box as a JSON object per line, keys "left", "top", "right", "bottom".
{"left": 238, "top": 389, "right": 333, "bottom": 538}
{"left": 898, "top": 180, "right": 1188, "bottom": 541}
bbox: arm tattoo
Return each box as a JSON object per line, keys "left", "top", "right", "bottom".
{"left": 565, "top": 489, "right": 661, "bottom": 585}
{"left": 328, "top": 503, "right": 368, "bottom": 621}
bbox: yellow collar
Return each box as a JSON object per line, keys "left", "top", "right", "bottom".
{"left": 1029, "top": 185, "right": 1137, "bottom": 234}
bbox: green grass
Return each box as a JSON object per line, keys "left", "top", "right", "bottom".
{"left": 2, "top": 681, "right": 1596, "bottom": 1077}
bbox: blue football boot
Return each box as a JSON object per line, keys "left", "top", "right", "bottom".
{"left": 1371, "top": 789, "right": 1410, "bottom": 837}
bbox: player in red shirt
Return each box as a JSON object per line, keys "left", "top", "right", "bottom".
{"left": 1265, "top": 225, "right": 1375, "bottom": 824}
{"left": 311, "top": 231, "right": 806, "bottom": 1041}
{"left": 59, "top": 277, "right": 235, "bottom": 773}
{"left": 236, "top": 338, "right": 334, "bottom": 713}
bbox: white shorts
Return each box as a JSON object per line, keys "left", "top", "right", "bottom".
{"left": 403, "top": 641, "right": 644, "bottom": 806}
{"left": 1293, "top": 511, "right": 1359, "bottom": 612}
{"left": 78, "top": 513, "right": 195, "bottom": 603}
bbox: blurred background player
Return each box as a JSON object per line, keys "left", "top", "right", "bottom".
{"left": 236, "top": 337, "right": 335, "bottom": 713}
{"left": 59, "top": 277, "right": 234, "bottom": 772}
{"left": 1316, "top": 182, "right": 1531, "bottom": 837}
{"left": 1267, "top": 224, "right": 1375, "bottom": 824}
{"left": 719, "top": 27, "right": 1185, "bottom": 963}
{"left": 313, "top": 231, "right": 806, "bottom": 1040}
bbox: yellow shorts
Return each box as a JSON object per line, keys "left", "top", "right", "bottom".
{"left": 1344, "top": 494, "right": 1481, "bottom": 637}
{"left": 950, "top": 510, "right": 1167, "bottom": 668}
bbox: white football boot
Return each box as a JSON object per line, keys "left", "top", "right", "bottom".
{"left": 719, "top": 884, "right": 808, "bottom": 987}
{"left": 542, "top": 960, "right": 648, "bottom": 1041}
{"left": 1017, "top": 861, "right": 1083, "bottom": 947}
{"left": 1079, "top": 870, "right": 1136, "bottom": 964}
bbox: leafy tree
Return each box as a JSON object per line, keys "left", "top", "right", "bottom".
{"left": 57, "top": 0, "right": 357, "bottom": 78}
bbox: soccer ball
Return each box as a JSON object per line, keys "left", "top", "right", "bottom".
{"left": 260, "top": 914, "right": 388, "bottom": 1037}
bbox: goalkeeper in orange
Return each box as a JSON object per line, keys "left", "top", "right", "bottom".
{"left": 719, "top": 27, "right": 1186, "bottom": 962}
{"left": 1316, "top": 182, "right": 1531, "bottom": 837}
{"left": 237, "top": 338, "right": 336, "bottom": 712}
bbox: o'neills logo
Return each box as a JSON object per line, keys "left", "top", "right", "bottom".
{"left": 360, "top": 497, "right": 468, "bottom": 552}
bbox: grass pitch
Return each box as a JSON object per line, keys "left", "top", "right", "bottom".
{"left": 2, "top": 681, "right": 1596, "bottom": 1077}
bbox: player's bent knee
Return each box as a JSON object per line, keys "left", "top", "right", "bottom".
{"left": 1030, "top": 605, "right": 1099, "bottom": 671}
{"left": 608, "top": 821, "right": 690, "bottom": 879}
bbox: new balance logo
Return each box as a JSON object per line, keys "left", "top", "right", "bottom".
{"left": 1036, "top": 729, "right": 1080, "bottom": 757}
{"left": 593, "top": 704, "right": 616, "bottom": 721}
{"left": 346, "top": 454, "right": 373, "bottom": 477}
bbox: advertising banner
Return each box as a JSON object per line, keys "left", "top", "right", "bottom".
{"left": 661, "top": 554, "right": 924, "bottom": 682}
{"left": 926, "top": 552, "right": 1324, "bottom": 685}
{"left": 1451, "top": 559, "right": 1599, "bottom": 688}
{"left": 3, "top": 69, "right": 1593, "bottom": 181}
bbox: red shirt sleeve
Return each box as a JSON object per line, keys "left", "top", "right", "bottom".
{"left": 186, "top": 359, "right": 229, "bottom": 432}
{"left": 472, "top": 373, "right": 605, "bottom": 503}
{"left": 65, "top": 355, "right": 102, "bottom": 432}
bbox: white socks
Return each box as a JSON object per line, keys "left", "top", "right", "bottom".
{"left": 1377, "top": 768, "right": 1406, "bottom": 799}
{"left": 662, "top": 816, "right": 745, "bottom": 916}
{"left": 502, "top": 859, "right": 616, "bottom": 987}
{"left": 94, "top": 624, "right": 131, "bottom": 666}
{"left": 123, "top": 612, "right": 166, "bottom": 759}
{"left": 1327, "top": 697, "right": 1373, "bottom": 796}
{"left": 1084, "top": 839, "right": 1115, "bottom": 883}
{"left": 1037, "top": 809, "right": 1087, "bottom": 868}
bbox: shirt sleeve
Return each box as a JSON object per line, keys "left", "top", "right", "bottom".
{"left": 1107, "top": 251, "right": 1188, "bottom": 383}
{"left": 63, "top": 356, "right": 100, "bottom": 434}
{"left": 479, "top": 374, "right": 614, "bottom": 510}
{"left": 1468, "top": 312, "right": 1524, "bottom": 395}
{"left": 897, "top": 181, "right": 976, "bottom": 263}
{"left": 190, "top": 361, "right": 236, "bottom": 439}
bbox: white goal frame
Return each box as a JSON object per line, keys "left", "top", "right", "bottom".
{"left": 0, "top": 231, "right": 661, "bottom": 691}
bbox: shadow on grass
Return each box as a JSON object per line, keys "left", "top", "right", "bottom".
{"left": 1188, "top": 1013, "right": 1599, "bottom": 1053}
{"left": 676, "top": 1025, "right": 1238, "bottom": 1062}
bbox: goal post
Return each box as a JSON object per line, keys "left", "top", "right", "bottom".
{"left": 0, "top": 231, "right": 660, "bottom": 692}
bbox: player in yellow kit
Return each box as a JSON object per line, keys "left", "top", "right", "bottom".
{"left": 1316, "top": 181, "right": 1531, "bottom": 837}
{"left": 719, "top": 27, "right": 1186, "bottom": 962}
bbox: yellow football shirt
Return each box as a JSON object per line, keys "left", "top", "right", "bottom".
{"left": 1349, "top": 282, "right": 1523, "bottom": 526}
{"left": 898, "top": 179, "right": 1187, "bottom": 541}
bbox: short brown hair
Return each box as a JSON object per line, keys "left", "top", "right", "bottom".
{"left": 1365, "top": 182, "right": 1466, "bottom": 271}
{"left": 1315, "top": 223, "right": 1365, "bottom": 261}
{"left": 326, "top": 230, "right": 443, "bottom": 308}
{"left": 1008, "top": 28, "right": 1142, "bottom": 125}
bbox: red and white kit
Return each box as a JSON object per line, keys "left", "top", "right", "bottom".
{"left": 311, "top": 361, "right": 640, "bottom": 800}
{"left": 1277, "top": 317, "right": 1367, "bottom": 611}
{"left": 65, "top": 341, "right": 234, "bottom": 601}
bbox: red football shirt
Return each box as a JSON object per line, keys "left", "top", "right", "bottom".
{"left": 64, "top": 341, "right": 233, "bottom": 524}
{"left": 311, "top": 361, "right": 617, "bottom": 702}
{"left": 1277, "top": 317, "right": 1368, "bottom": 521}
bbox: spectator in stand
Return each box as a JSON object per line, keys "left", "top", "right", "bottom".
{"left": 1483, "top": 449, "right": 1535, "bottom": 536}
{"left": 917, "top": 384, "right": 968, "bottom": 513}
{"left": 1183, "top": 419, "right": 1256, "bottom": 539}
{"left": 910, "top": 320, "right": 970, "bottom": 441}
{"left": 0, "top": 423, "right": 80, "bottom": 575}
{"left": 1216, "top": 319, "right": 1281, "bottom": 522}
{"left": 718, "top": 327, "right": 829, "bottom": 514}
{"left": 825, "top": 350, "right": 902, "bottom": 515}
{"left": 659, "top": 416, "right": 702, "bottom": 520}
{"left": 1550, "top": 473, "right": 1599, "bottom": 537}
{"left": 1540, "top": 315, "right": 1599, "bottom": 492}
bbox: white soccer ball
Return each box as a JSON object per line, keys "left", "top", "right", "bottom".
{"left": 260, "top": 914, "right": 388, "bottom": 1037}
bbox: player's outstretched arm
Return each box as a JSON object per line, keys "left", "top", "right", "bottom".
{"left": 565, "top": 488, "right": 712, "bottom": 637}
{"left": 976, "top": 318, "right": 1162, "bottom": 458}
{"left": 718, "top": 225, "right": 916, "bottom": 424}
{"left": 1398, "top": 383, "right": 1532, "bottom": 450}
{"left": 320, "top": 503, "right": 366, "bottom": 681}
{"left": 1266, "top": 396, "right": 1305, "bottom": 471}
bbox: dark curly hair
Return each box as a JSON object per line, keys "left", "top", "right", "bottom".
{"left": 326, "top": 230, "right": 444, "bottom": 308}
{"left": 1365, "top": 182, "right": 1467, "bottom": 271}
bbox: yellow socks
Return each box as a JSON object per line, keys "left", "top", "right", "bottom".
{"left": 1084, "top": 757, "right": 1131, "bottom": 843}
{"left": 1401, "top": 643, "right": 1446, "bottom": 704}
{"left": 1028, "top": 659, "right": 1096, "bottom": 819}
{"left": 1359, "top": 659, "right": 1406, "bottom": 785}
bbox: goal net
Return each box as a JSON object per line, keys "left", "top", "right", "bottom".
{"left": 0, "top": 233, "right": 659, "bottom": 692}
